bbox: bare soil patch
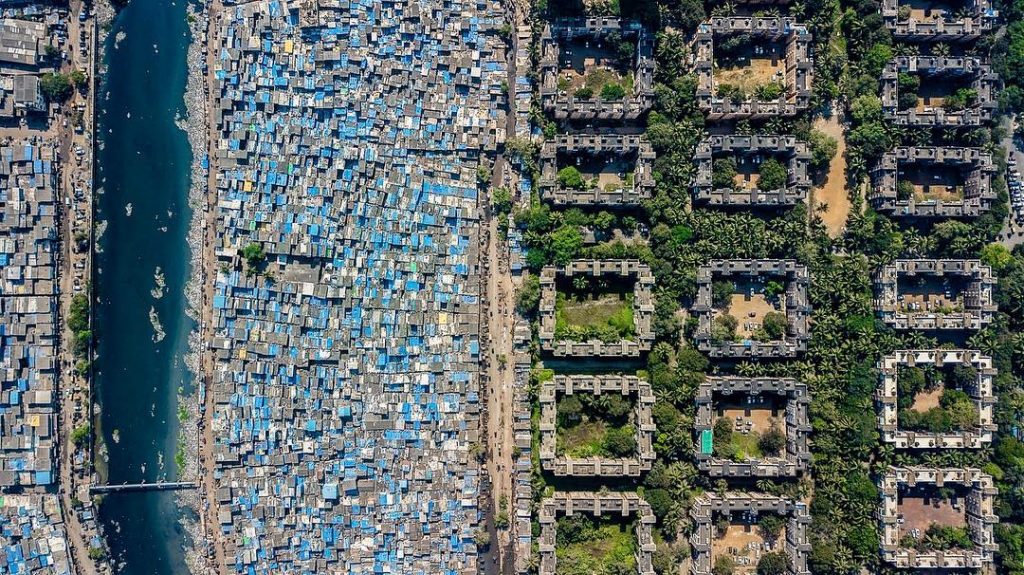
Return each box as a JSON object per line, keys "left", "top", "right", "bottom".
{"left": 901, "top": 496, "right": 968, "bottom": 533}
{"left": 715, "top": 58, "right": 784, "bottom": 94}
{"left": 812, "top": 115, "right": 851, "bottom": 236}
{"left": 726, "top": 293, "right": 780, "bottom": 339}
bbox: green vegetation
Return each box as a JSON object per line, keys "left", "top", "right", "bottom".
{"left": 757, "top": 551, "right": 791, "bottom": 575}
{"left": 517, "top": 273, "right": 542, "bottom": 315}
{"left": 713, "top": 416, "right": 786, "bottom": 461}
{"left": 555, "top": 290, "right": 635, "bottom": 343}
{"left": 240, "top": 242, "right": 269, "bottom": 276}
{"left": 712, "top": 158, "right": 738, "bottom": 190}
{"left": 517, "top": 0, "right": 1024, "bottom": 571}
{"left": 558, "top": 166, "right": 587, "bottom": 190}
{"left": 902, "top": 523, "right": 974, "bottom": 552}
{"left": 70, "top": 69, "right": 88, "bottom": 90}
{"left": 943, "top": 88, "right": 978, "bottom": 112}
{"left": 757, "top": 158, "right": 788, "bottom": 191}
{"left": 557, "top": 392, "right": 636, "bottom": 457}
{"left": 40, "top": 72, "right": 73, "bottom": 103}
{"left": 807, "top": 129, "right": 838, "bottom": 174}
{"left": 555, "top": 514, "right": 637, "bottom": 575}
{"left": 71, "top": 425, "right": 90, "bottom": 447}
{"left": 241, "top": 242, "right": 266, "bottom": 266}
{"left": 601, "top": 82, "right": 627, "bottom": 100}
{"left": 897, "top": 365, "right": 980, "bottom": 433}
{"left": 68, "top": 293, "right": 91, "bottom": 362}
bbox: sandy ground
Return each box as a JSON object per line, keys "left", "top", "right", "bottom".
{"left": 901, "top": 496, "right": 967, "bottom": 533}
{"left": 715, "top": 58, "right": 783, "bottom": 93}
{"left": 712, "top": 524, "right": 779, "bottom": 574}
{"left": 721, "top": 405, "right": 783, "bottom": 435}
{"left": 726, "top": 293, "right": 779, "bottom": 339}
{"left": 811, "top": 114, "right": 851, "bottom": 237}
{"left": 911, "top": 386, "right": 944, "bottom": 411}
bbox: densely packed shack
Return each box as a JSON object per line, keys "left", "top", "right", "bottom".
{"left": 206, "top": 0, "right": 507, "bottom": 571}
{"left": 0, "top": 138, "right": 58, "bottom": 489}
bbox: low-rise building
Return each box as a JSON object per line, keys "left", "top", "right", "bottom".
{"left": 538, "top": 259, "right": 655, "bottom": 357}
{"left": 538, "top": 491, "right": 656, "bottom": 575}
{"left": 879, "top": 467, "right": 998, "bottom": 569}
{"left": 690, "top": 492, "right": 811, "bottom": 575}
{"left": 693, "top": 17, "right": 813, "bottom": 120}
{"left": 539, "top": 133, "right": 655, "bottom": 205}
{"left": 881, "top": 0, "right": 997, "bottom": 40}
{"left": 539, "top": 374, "right": 655, "bottom": 477}
{"left": 870, "top": 146, "right": 996, "bottom": 218}
{"left": 694, "top": 134, "right": 810, "bottom": 206}
{"left": 0, "top": 19, "right": 46, "bottom": 71}
{"left": 693, "top": 259, "right": 811, "bottom": 358}
{"left": 878, "top": 350, "right": 996, "bottom": 449}
{"left": 881, "top": 56, "right": 999, "bottom": 127}
{"left": 694, "top": 377, "right": 810, "bottom": 477}
{"left": 539, "top": 18, "right": 655, "bottom": 121}
{"left": 874, "top": 259, "right": 996, "bottom": 331}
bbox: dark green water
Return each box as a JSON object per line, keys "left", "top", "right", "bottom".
{"left": 94, "top": 0, "right": 194, "bottom": 572}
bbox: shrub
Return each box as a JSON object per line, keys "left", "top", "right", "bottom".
{"left": 558, "top": 166, "right": 587, "bottom": 190}
{"left": 575, "top": 86, "right": 595, "bottom": 99}
{"left": 601, "top": 82, "right": 627, "bottom": 100}
{"left": 897, "top": 180, "right": 914, "bottom": 200}
{"left": 603, "top": 424, "right": 637, "bottom": 456}
{"left": 758, "top": 424, "right": 786, "bottom": 456}
{"left": 761, "top": 311, "right": 788, "bottom": 340}
{"left": 40, "top": 73, "right": 73, "bottom": 102}
{"left": 754, "top": 81, "right": 784, "bottom": 100}
{"left": 757, "top": 551, "right": 791, "bottom": 575}
{"left": 713, "top": 555, "right": 736, "bottom": 575}
{"left": 757, "top": 158, "right": 788, "bottom": 191}
{"left": 712, "top": 158, "right": 738, "bottom": 190}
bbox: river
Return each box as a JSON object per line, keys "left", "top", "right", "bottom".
{"left": 93, "top": 0, "right": 195, "bottom": 572}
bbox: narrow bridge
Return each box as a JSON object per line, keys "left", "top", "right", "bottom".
{"left": 89, "top": 481, "right": 197, "bottom": 494}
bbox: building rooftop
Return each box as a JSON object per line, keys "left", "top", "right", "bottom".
{"left": 870, "top": 146, "right": 996, "bottom": 218}
{"left": 694, "top": 134, "right": 811, "bottom": 206}
{"left": 874, "top": 259, "right": 996, "bottom": 331}
{"left": 877, "top": 350, "right": 996, "bottom": 449}
{"left": 881, "top": 56, "right": 999, "bottom": 127}
{"left": 692, "top": 17, "right": 813, "bottom": 120}
{"left": 539, "top": 18, "right": 655, "bottom": 121}
{"left": 205, "top": 0, "right": 508, "bottom": 571}
{"left": 0, "top": 138, "right": 58, "bottom": 489}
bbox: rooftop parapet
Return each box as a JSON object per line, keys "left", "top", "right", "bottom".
{"left": 694, "top": 377, "right": 810, "bottom": 477}
{"left": 692, "top": 17, "right": 813, "bottom": 120}
{"left": 539, "top": 491, "right": 656, "bottom": 575}
{"left": 693, "top": 259, "right": 811, "bottom": 358}
{"left": 539, "top": 18, "right": 655, "bottom": 121}
{"left": 539, "top": 133, "right": 655, "bottom": 206}
{"left": 879, "top": 467, "right": 998, "bottom": 568}
{"left": 877, "top": 350, "right": 996, "bottom": 449}
{"left": 870, "top": 146, "right": 996, "bottom": 218}
{"left": 539, "top": 374, "right": 656, "bottom": 477}
{"left": 881, "top": 56, "right": 999, "bottom": 127}
{"left": 690, "top": 492, "right": 811, "bottom": 575}
{"left": 694, "top": 134, "right": 811, "bottom": 206}
{"left": 874, "top": 259, "right": 996, "bottom": 331}
{"left": 881, "top": 0, "right": 998, "bottom": 40}
{"left": 539, "top": 259, "right": 655, "bottom": 357}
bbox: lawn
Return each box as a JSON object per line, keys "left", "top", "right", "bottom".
{"left": 555, "top": 292, "right": 635, "bottom": 342}
{"left": 558, "top": 420, "right": 608, "bottom": 457}
{"left": 556, "top": 515, "right": 637, "bottom": 575}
